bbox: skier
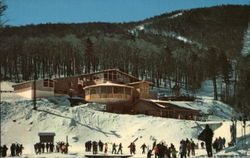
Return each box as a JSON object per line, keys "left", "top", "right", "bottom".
{"left": 112, "top": 143, "right": 117, "bottom": 154}
{"left": 1, "top": 145, "right": 8, "bottom": 157}
{"left": 141, "top": 143, "right": 147, "bottom": 154}
{"left": 198, "top": 124, "right": 214, "bottom": 157}
{"left": 104, "top": 143, "right": 108, "bottom": 153}
{"left": 117, "top": 143, "right": 123, "bottom": 154}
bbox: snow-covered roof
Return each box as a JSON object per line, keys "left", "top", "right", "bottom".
{"left": 149, "top": 99, "right": 198, "bottom": 111}
{"left": 128, "top": 81, "right": 153, "bottom": 85}
{"left": 38, "top": 132, "right": 56, "bottom": 136}
{"left": 83, "top": 83, "right": 134, "bottom": 89}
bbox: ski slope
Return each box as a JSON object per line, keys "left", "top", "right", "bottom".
{"left": 1, "top": 81, "right": 249, "bottom": 157}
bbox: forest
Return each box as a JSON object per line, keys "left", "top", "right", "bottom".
{"left": 0, "top": 4, "right": 250, "bottom": 115}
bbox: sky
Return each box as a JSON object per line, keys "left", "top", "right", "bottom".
{"left": 4, "top": 0, "right": 249, "bottom": 26}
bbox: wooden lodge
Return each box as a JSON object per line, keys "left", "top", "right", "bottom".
{"left": 12, "top": 69, "right": 201, "bottom": 120}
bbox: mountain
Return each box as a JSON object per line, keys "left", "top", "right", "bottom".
{"left": 1, "top": 5, "right": 250, "bottom": 111}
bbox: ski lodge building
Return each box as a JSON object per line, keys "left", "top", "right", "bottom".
{"left": 12, "top": 69, "right": 201, "bottom": 120}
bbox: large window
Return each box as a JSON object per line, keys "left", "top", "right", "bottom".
{"left": 43, "top": 79, "right": 53, "bottom": 87}
{"left": 114, "top": 87, "right": 124, "bottom": 94}
{"left": 125, "top": 88, "right": 131, "bottom": 95}
{"left": 101, "top": 86, "right": 112, "bottom": 94}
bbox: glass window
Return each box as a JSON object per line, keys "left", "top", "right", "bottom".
{"left": 90, "top": 88, "right": 96, "bottom": 94}
{"left": 125, "top": 88, "right": 131, "bottom": 95}
{"left": 114, "top": 87, "right": 123, "bottom": 94}
{"left": 101, "top": 86, "right": 112, "bottom": 94}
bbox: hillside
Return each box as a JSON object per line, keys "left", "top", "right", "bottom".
{"left": 1, "top": 82, "right": 250, "bottom": 157}
{"left": 1, "top": 5, "right": 250, "bottom": 113}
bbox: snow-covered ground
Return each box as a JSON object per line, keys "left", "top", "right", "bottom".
{"left": 1, "top": 81, "right": 250, "bottom": 157}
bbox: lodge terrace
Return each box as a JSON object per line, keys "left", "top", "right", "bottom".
{"left": 12, "top": 69, "right": 201, "bottom": 120}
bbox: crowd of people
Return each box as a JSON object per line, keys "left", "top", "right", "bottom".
{"left": 0, "top": 143, "right": 23, "bottom": 157}
{"left": 33, "top": 141, "right": 70, "bottom": 155}
{"left": 0, "top": 125, "right": 227, "bottom": 158}
{"left": 213, "top": 137, "right": 226, "bottom": 152}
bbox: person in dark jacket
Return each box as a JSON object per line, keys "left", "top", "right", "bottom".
{"left": 147, "top": 149, "right": 153, "bottom": 158}
{"left": 117, "top": 143, "right": 123, "bottom": 154}
{"left": 98, "top": 140, "right": 104, "bottom": 152}
{"left": 141, "top": 143, "right": 147, "bottom": 154}
{"left": 10, "top": 143, "right": 16, "bottom": 156}
{"left": 112, "top": 143, "right": 117, "bottom": 154}
{"left": 198, "top": 124, "right": 214, "bottom": 157}
{"left": 1, "top": 145, "right": 8, "bottom": 157}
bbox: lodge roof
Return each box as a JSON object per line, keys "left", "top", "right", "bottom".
{"left": 78, "top": 69, "right": 139, "bottom": 81}
{"left": 128, "top": 81, "right": 153, "bottom": 85}
{"left": 83, "top": 82, "right": 134, "bottom": 89}
{"left": 147, "top": 99, "right": 200, "bottom": 112}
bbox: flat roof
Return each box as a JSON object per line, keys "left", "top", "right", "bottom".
{"left": 84, "top": 83, "right": 134, "bottom": 89}
{"left": 38, "top": 132, "right": 56, "bottom": 136}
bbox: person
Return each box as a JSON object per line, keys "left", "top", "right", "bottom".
{"left": 128, "top": 143, "right": 135, "bottom": 155}
{"left": 10, "top": 143, "right": 16, "bottom": 156}
{"left": 222, "top": 137, "right": 226, "bottom": 148}
{"left": 153, "top": 144, "right": 158, "bottom": 158}
{"left": 213, "top": 138, "right": 219, "bottom": 152}
{"left": 16, "top": 144, "right": 20, "bottom": 156}
{"left": 20, "top": 144, "right": 24, "bottom": 155}
{"left": 41, "top": 143, "right": 45, "bottom": 153}
{"left": 201, "top": 142, "right": 205, "bottom": 149}
{"left": 112, "top": 143, "right": 117, "bottom": 154}
{"left": 104, "top": 143, "right": 108, "bottom": 153}
{"left": 98, "top": 140, "right": 104, "bottom": 152}
{"left": 66, "top": 142, "right": 69, "bottom": 154}
{"left": 179, "top": 140, "right": 187, "bottom": 158}
{"left": 171, "top": 147, "right": 178, "bottom": 158}
{"left": 46, "top": 143, "right": 50, "bottom": 152}
{"left": 147, "top": 149, "right": 153, "bottom": 158}
{"left": 50, "top": 143, "right": 54, "bottom": 152}
{"left": 141, "top": 143, "right": 147, "bottom": 154}
{"left": 198, "top": 124, "right": 214, "bottom": 157}
{"left": 117, "top": 143, "right": 123, "bottom": 154}
{"left": 1, "top": 145, "right": 8, "bottom": 157}
{"left": 186, "top": 139, "right": 191, "bottom": 157}
{"left": 61, "top": 143, "right": 67, "bottom": 154}
{"left": 93, "top": 141, "right": 98, "bottom": 154}
{"left": 191, "top": 139, "right": 195, "bottom": 156}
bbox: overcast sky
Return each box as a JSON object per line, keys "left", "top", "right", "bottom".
{"left": 4, "top": 0, "right": 249, "bottom": 26}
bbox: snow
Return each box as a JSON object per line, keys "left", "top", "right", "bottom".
{"left": 241, "top": 22, "right": 250, "bottom": 56}
{"left": 169, "top": 12, "right": 183, "bottom": 19}
{"left": 1, "top": 81, "right": 250, "bottom": 157}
